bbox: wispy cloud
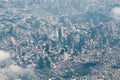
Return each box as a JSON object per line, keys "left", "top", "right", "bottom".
{"left": 111, "top": 7, "right": 120, "bottom": 20}
{"left": 0, "top": 51, "right": 10, "bottom": 62}
{"left": 0, "top": 50, "right": 37, "bottom": 80}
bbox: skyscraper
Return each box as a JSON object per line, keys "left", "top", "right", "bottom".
{"left": 58, "top": 28, "right": 62, "bottom": 43}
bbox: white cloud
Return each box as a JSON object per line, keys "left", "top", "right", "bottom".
{"left": 0, "top": 51, "right": 11, "bottom": 68}
{"left": 0, "top": 51, "right": 10, "bottom": 62}
{"left": 0, "top": 50, "right": 37, "bottom": 80}
{"left": 0, "top": 74, "right": 9, "bottom": 80}
{"left": 0, "top": 64, "right": 37, "bottom": 80}
{"left": 112, "top": 7, "right": 120, "bottom": 16}
{"left": 6, "top": 65, "right": 24, "bottom": 79}
{"left": 111, "top": 7, "right": 120, "bottom": 20}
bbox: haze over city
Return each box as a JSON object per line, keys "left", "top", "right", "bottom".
{"left": 0, "top": 0, "right": 120, "bottom": 80}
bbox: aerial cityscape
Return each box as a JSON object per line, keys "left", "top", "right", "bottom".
{"left": 0, "top": 0, "right": 120, "bottom": 80}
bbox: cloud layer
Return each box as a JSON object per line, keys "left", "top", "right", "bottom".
{"left": 0, "top": 50, "right": 37, "bottom": 80}
{"left": 0, "top": 51, "right": 10, "bottom": 62}
{"left": 111, "top": 7, "right": 120, "bottom": 20}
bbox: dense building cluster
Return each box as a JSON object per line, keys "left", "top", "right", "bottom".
{"left": 0, "top": 0, "right": 120, "bottom": 80}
